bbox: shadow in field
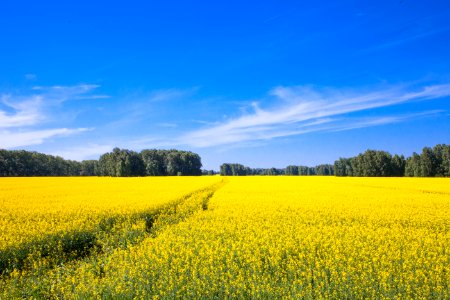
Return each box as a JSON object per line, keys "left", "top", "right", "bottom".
{"left": 0, "top": 231, "right": 97, "bottom": 276}
{"left": 0, "top": 180, "right": 225, "bottom": 277}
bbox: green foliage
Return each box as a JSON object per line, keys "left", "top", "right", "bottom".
{"left": 80, "top": 160, "right": 98, "bottom": 176}
{"left": 97, "top": 148, "right": 145, "bottom": 177}
{"left": 285, "top": 165, "right": 299, "bottom": 175}
{"left": 140, "top": 149, "right": 166, "bottom": 176}
{"left": 0, "top": 231, "right": 98, "bottom": 276}
{"left": 351, "top": 150, "right": 394, "bottom": 176}
{"left": 404, "top": 144, "right": 450, "bottom": 177}
{"left": 220, "top": 163, "right": 248, "bottom": 176}
{"left": 335, "top": 150, "right": 402, "bottom": 177}
{"left": 0, "top": 182, "right": 222, "bottom": 281}
{"left": 140, "top": 149, "right": 202, "bottom": 176}
{"left": 2, "top": 144, "right": 449, "bottom": 178}
{"left": 336, "top": 144, "right": 450, "bottom": 177}
{"left": 0, "top": 149, "right": 82, "bottom": 176}
{"left": 202, "top": 169, "right": 217, "bottom": 175}
{"left": 220, "top": 163, "right": 333, "bottom": 176}
{"left": 315, "top": 164, "right": 335, "bottom": 175}
{"left": 405, "top": 153, "right": 422, "bottom": 177}
{"left": 0, "top": 148, "right": 203, "bottom": 177}
{"left": 391, "top": 154, "right": 406, "bottom": 176}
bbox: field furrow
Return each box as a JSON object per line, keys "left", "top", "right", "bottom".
{"left": 1, "top": 177, "right": 449, "bottom": 299}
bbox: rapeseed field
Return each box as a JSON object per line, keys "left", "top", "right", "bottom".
{"left": 0, "top": 177, "right": 221, "bottom": 249}
{"left": 1, "top": 176, "right": 449, "bottom": 299}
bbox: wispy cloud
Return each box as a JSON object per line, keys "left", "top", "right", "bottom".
{"left": 107, "top": 87, "right": 197, "bottom": 128}
{"left": 328, "top": 110, "right": 444, "bottom": 132}
{"left": 31, "top": 84, "right": 102, "bottom": 102}
{"left": 1, "top": 128, "right": 90, "bottom": 148}
{"left": 365, "top": 27, "right": 450, "bottom": 52}
{"left": 50, "top": 143, "right": 114, "bottom": 161}
{"left": 0, "top": 95, "right": 43, "bottom": 128}
{"left": 1, "top": 84, "right": 104, "bottom": 129}
{"left": 148, "top": 87, "right": 198, "bottom": 102}
{"left": 0, "top": 84, "right": 104, "bottom": 149}
{"left": 178, "top": 84, "right": 450, "bottom": 147}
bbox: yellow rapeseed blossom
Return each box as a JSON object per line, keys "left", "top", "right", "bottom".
{"left": 0, "top": 176, "right": 449, "bottom": 299}
{"left": 0, "top": 177, "right": 220, "bottom": 249}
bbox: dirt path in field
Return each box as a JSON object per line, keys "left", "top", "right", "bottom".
{"left": 0, "top": 179, "right": 227, "bottom": 277}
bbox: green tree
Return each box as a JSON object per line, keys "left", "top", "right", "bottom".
{"left": 97, "top": 148, "right": 144, "bottom": 176}
{"left": 285, "top": 165, "right": 299, "bottom": 175}
{"left": 391, "top": 154, "right": 405, "bottom": 176}
{"left": 405, "top": 153, "right": 422, "bottom": 177}
{"left": 140, "top": 150, "right": 166, "bottom": 176}
{"left": 420, "top": 147, "right": 437, "bottom": 177}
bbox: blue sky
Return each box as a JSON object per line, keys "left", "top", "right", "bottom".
{"left": 1, "top": 1, "right": 450, "bottom": 170}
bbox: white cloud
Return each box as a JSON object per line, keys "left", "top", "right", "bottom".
{"left": 329, "top": 110, "right": 444, "bottom": 132}
{"left": 30, "top": 84, "right": 102, "bottom": 103}
{"left": 74, "top": 95, "right": 111, "bottom": 100}
{"left": 0, "top": 84, "right": 105, "bottom": 148}
{"left": 0, "top": 95, "right": 43, "bottom": 128}
{"left": 50, "top": 144, "right": 114, "bottom": 161}
{"left": 148, "top": 87, "right": 198, "bottom": 102}
{"left": 0, "top": 128, "right": 90, "bottom": 148}
{"left": 106, "top": 87, "right": 197, "bottom": 129}
{"left": 1, "top": 84, "right": 104, "bottom": 129}
{"left": 366, "top": 27, "right": 450, "bottom": 52}
{"left": 179, "top": 84, "right": 450, "bottom": 147}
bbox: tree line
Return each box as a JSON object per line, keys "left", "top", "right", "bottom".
{"left": 1, "top": 144, "right": 449, "bottom": 177}
{"left": 0, "top": 148, "right": 202, "bottom": 177}
{"left": 0, "top": 149, "right": 93, "bottom": 176}
{"left": 219, "top": 144, "right": 450, "bottom": 177}
{"left": 219, "top": 163, "right": 334, "bottom": 176}
{"left": 334, "top": 144, "right": 450, "bottom": 177}
{"left": 404, "top": 144, "right": 450, "bottom": 177}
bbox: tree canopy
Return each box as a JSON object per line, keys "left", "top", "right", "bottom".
{"left": 1, "top": 144, "right": 449, "bottom": 177}
{"left": 335, "top": 145, "right": 450, "bottom": 177}
{"left": 219, "top": 163, "right": 334, "bottom": 176}
{"left": 0, "top": 148, "right": 203, "bottom": 177}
